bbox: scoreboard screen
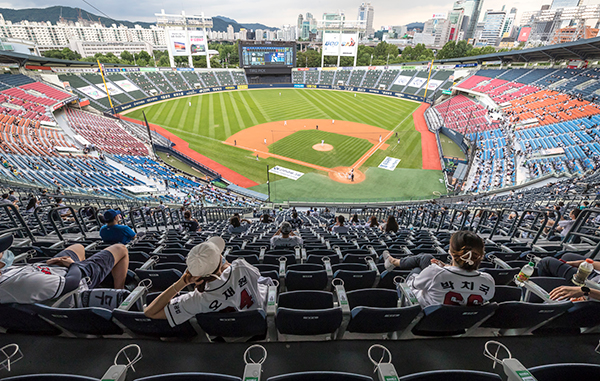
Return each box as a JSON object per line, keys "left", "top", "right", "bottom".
{"left": 240, "top": 45, "right": 295, "bottom": 68}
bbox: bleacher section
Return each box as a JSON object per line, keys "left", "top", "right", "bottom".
{"left": 144, "top": 72, "right": 175, "bottom": 94}
{"left": 162, "top": 71, "right": 190, "bottom": 91}
{"left": 0, "top": 116, "right": 74, "bottom": 156}
{"left": 215, "top": 70, "right": 234, "bottom": 86}
{"left": 124, "top": 72, "right": 156, "bottom": 94}
{"left": 198, "top": 71, "right": 219, "bottom": 87}
{"left": 65, "top": 108, "right": 148, "bottom": 156}
{"left": 434, "top": 94, "right": 490, "bottom": 134}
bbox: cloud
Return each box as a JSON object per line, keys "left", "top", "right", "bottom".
{"left": 3, "top": 0, "right": 600, "bottom": 30}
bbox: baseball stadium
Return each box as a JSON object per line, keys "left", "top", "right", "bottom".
{"left": 3, "top": 15, "right": 600, "bottom": 381}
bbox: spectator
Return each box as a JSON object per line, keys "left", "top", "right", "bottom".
{"left": 367, "top": 216, "right": 379, "bottom": 228}
{"left": 99, "top": 209, "right": 137, "bottom": 244}
{"left": 0, "top": 194, "right": 13, "bottom": 206}
{"left": 288, "top": 212, "right": 303, "bottom": 229}
{"left": 0, "top": 236, "right": 129, "bottom": 304}
{"left": 350, "top": 214, "right": 360, "bottom": 225}
{"left": 228, "top": 216, "right": 251, "bottom": 234}
{"left": 380, "top": 215, "right": 399, "bottom": 233}
{"left": 7, "top": 191, "right": 16, "bottom": 203}
{"left": 144, "top": 237, "right": 272, "bottom": 327}
{"left": 537, "top": 254, "right": 600, "bottom": 301}
{"left": 260, "top": 213, "right": 273, "bottom": 223}
{"left": 271, "top": 222, "right": 303, "bottom": 248}
{"left": 382, "top": 231, "right": 495, "bottom": 307}
{"left": 181, "top": 210, "right": 201, "bottom": 232}
{"left": 547, "top": 208, "right": 581, "bottom": 240}
{"left": 331, "top": 215, "right": 349, "bottom": 234}
{"left": 54, "top": 198, "right": 71, "bottom": 219}
{"left": 24, "top": 197, "right": 39, "bottom": 213}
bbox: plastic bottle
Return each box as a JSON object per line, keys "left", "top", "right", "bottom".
{"left": 515, "top": 262, "right": 535, "bottom": 286}
{"left": 572, "top": 258, "right": 594, "bottom": 286}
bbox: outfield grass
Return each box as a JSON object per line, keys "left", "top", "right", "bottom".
{"left": 269, "top": 130, "right": 372, "bottom": 168}
{"left": 126, "top": 89, "right": 421, "bottom": 182}
{"left": 251, "top": 167, "right": 446, "bottom": 202}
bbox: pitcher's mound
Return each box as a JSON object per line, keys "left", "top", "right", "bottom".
{"left": 313, "top": 143, "right": 333, "bottom": 152}
{"left": 329, "top": 166, "right": 365, "bottom": 184}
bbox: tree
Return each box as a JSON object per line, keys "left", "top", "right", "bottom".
{"left": 120, "top": 51, "right": 134, "bottom": 64}
{"left": 42, "top": 47, "right": 81, "bottom": 61}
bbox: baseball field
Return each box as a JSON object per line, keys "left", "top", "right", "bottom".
{"left": 124, "top": 88, "right": 447, "bottom": 202}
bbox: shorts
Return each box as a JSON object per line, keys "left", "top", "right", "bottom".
{"left": 55, "top": 249, "right": 115, "bottom": 288}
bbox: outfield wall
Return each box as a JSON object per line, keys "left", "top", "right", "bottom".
{"left": 111, "top": 84, "right": 427, "bottom": 114}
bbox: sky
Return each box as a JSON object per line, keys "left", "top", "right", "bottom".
{"left": 2, "top": 0, "right": 600, "bottom": 28}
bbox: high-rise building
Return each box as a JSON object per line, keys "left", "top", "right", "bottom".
{"left": 551, "top": 0, "right": 581, "bottom": 9}
{"left": 520, "top": 4, "right": 600, "bottom": 45}
{"left": 301, "top": 21, "right": 311, "bottom": 40}
{"left": 255, "top": 29, "right": 264, "bottom": 41}
{"left": 452, "top": 0, "right": 484, "bottom": 41}
{"left": 480, "top": 9, "right": 507, "bottom": 46}
{"left": 226, "top": 24, "right": 234, "bottom": 40}
{"left": 358, "top": 2, "right": 375, "bottom": 37}
{"left": 447, "top": 8, "right": 465, "bottom": 41}
{"left": 501, "top": 7, "right": 517, "bottom": 38}
{"left": 423, "top": 14, "right": 451, "bottom": 47}
{"left": 297, "top": 14, "right": 303, "bottom": 31}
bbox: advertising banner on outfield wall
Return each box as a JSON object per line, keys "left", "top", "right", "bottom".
{"left": 167, "top": 30, "right": 189, "bottom": 56}
{"left": 269, "top": 166, "right": 304, "bottom": 180}
{"left": 322, "top": 32, "right": 358, "bottom": 56}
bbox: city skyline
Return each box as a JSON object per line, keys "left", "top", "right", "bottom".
{"left": 4, "top": 0, "right": 600, "bottom": 30}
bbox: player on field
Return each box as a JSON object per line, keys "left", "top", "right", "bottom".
{"left": 144, "top": 237, "right": 272, "bottom": 327}
{"left": 383, "top": 231, "right": 495, "bottom": 307}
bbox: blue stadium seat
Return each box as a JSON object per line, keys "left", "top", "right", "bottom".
{"left": 112, "top": 310, "right": 198, "bottom": 339}
{"left": 285, "top": 263, "right": 328, "bottom": 291}
{"left": 411, "top": 303, "right": 499, "bottom": 336}
{"left": 266, "top": 372, "right": 372, "bottom": 381}
{"left": 398, "top": 370, "right": 502, "bottom": 380}
{"left": 0, "top": 303, "right": 61, "bottom": 335}
{"left": 1, "top": 375, "right": 99, "bottom": 381}
{"left": 134, "top": 373, "right": 241, "bottom": 381}
{"left": 275, "top": 290, "right": 342, "bottom": 336}
{"left": 195, "top": 309, "right": 267, "bottom": 339}
{"left": 378, "top": 269, "right": 412, "bottom": 289}
{"left": 332, "top": 268, "right": 377, "bottom": 291}
{"left": 528, "top": 363, "right": 600, "bottom": 380}
{"left": 135, "top": 269, "right": 183, "bottom": 291}
{"left": 31, "top": 304, "right": 123, "bottom": 336}
{"left": 479, "top": 267, "right": 520, "bottom": 285}
{"left": 345, "top": 289, "right": 421, "bottom": 334}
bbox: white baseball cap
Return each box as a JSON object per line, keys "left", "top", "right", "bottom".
{"left": 186, "top": 237, "right": 226, "bottom": 277}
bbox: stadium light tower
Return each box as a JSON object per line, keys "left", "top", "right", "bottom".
{"left": 317, "top": 13, "right": 366, "bottom": 67}
{"left": 155, "top": 10, "right": 213, "bottom": 69}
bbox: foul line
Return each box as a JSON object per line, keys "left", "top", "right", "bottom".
{"left": 350, "top": 106, "right": 417, "bottom": 170}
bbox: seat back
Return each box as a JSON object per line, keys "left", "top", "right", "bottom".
{"left": 31, "top": 304, "right": 123, "bottom": 335}
{"left": 529, "top": 363, "right": 600, "bottom": 381}
{"left": 482, "top": 301, "right": 572, "bottom": 329}
{"left": 0, "top": 303, "right": 61, "bottom": 335}
{"left": 266, "top": 371, "right": 373, "bottom": 381}
{"left": 1, "top": 375, "right": 100, "bottom": 381}
{"left": 479, "top": 268, "right": 520, "bottom": 285}
{"left": 525, "top": 277, "right": 571, "bottom": 303}
{"left": 112, "top": 310, "right": 197, "bottom": 338}
{"left": 491, "top": 286, "right": 522, "bottom": 303}
{"left": 332, "top": 270, "right": 377, "bottom": 291}
{"left": 133, "top": 372, "right": 241, "bottom": 381}
{"left": 278, "top": 290, "right": 333, "bottom": 310}
{"left": 195, "top": 309, "right": 267, "bottom": 338}
{"left": 398, "top": 370, "right": 502, "bottom": 381}
{"left": 412, "top": 303, "right": 499, "bottom": 336}
{"left": 135, "top": 269, "right": 183, "bottom": 291}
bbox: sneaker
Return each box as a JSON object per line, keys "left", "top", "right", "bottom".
{"left": 382, "top": 250, "right": 395, "bottom": 272}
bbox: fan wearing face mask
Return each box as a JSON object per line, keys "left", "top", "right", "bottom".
{"left": 144, "top": 237, "right": 273, "bottom": 327}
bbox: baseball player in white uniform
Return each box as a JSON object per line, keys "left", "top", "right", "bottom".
{"left": 383, "top": 231, "right": 495, "bottom": 307}
{"left": 144, "top": 237, "right": 273, "bottom": 327}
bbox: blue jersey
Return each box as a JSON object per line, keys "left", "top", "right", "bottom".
{"left": 99, "top": 224, "right": 136, "bottom": 244}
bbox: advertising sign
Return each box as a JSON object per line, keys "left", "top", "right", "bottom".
{"left": 168, "top": 30, "right": 188, "bottom": 56}
{"left": 114, "top": 80, "right": 140, "bottom": 92}
{"left": 269, "top": 166, "right": 304, "bottom": 180}
{"left": 393, "top": 75, "right": 412, "bottom": 86}
{"left": 518, "top": 27, "right": 531, "bottom": 42}
{"left": 426, "top": 79, "right": 443, "bottom": 90}
{"left": 189, "top": 30, "right": 207, "bottom": 55}
{"left": 322, "top": 32, "right": 359, "bottom": 56}
{"left": 104, "top": 82, "right": 123, "bottom": 95}
{"left": 378, "top": 157, "right": 401, "bottom": 171}
{"left": 77, "top": 86, "right": 106, "bottom": 99}
{"left": 407, "top": 77, "right": 427, "bottom": 88}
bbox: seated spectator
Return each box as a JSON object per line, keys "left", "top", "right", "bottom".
{"left": 99, "top": 209, "right": 137, "bottom": 244}
{"left": 7, "top": 191, "right": 17, "bottom": 203}
{"left": 270, "top": 222, "right": 303, "bottom": 249}
{"left": 366, "top": 216, "right": 379, "bottom": 228}
{"left": 350, "top": 214, "right": 360, "bottom": 225}
{"left": 0, "top": 235, "right": 129, "bottom": 304}
{"left": 331, "top": 215, "right": 349, "bottom": 234}
{"left": 24, "top": 196, "right": 39, "bottom": 213}
{"left": 382, "top": 231, "right": 495, "bottom": 307}
{"left": 288, "top": 212, "right": 303, "bottom": 229}
{"left": 0, "top": 194, "right": 15, "bottom": 208}
{"left": 546, "top": 208, "right": 581, "bottom": 240}
{"left": 54, "top": 198, "right": 71, "bottom": 219}
{"left": 144, "top": 237, "right": 272, "bottom": 326}
{"left": 537, "top": 254, "right": 600, "bottom": 301}
{"left": 260, "top": 213, "right": 273, "bottom": 223}
{"left": 380, "top": 215, "right": 399, "bottom": 233}
{"left": 228, "top": 216, "right": 251, "bottom": 234}
{"left": 181, "top": 210, "right": 201, "bottom": 232}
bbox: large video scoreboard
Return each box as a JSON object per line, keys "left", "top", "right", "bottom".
{"left": 239, "top": 42, "right": 296, "bottom": 69}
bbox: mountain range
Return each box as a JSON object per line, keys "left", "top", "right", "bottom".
{"left": 0, "top": 6, "right": 276, "bottom": 32}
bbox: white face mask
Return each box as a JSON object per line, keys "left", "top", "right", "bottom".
{"left": 0, "top": 250, "right": 15, "bottom": 269}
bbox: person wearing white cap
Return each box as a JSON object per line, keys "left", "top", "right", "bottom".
{"left": 144, "top": 237, "right": 272, "bottom": 327}
{"left": 270, "top": 222, "right": 302, "bottom": 249}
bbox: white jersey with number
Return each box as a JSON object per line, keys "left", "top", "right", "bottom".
{"left": 407, "top": 264, "right": 495, "bottom": 308}
{"left": 165, "top": 259, "right": 270, "bottom": 327}
{"left": 0, "top": 264, "right": 68, "bottom": 304}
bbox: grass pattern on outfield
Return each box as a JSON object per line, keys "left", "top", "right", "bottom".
{"left": 251, "top": 168, "right": 446, "bottom": 202}
{"left": 269, "top": 131, "right": 372, "bottom": 168}
{"left": 126, "top": 89, "right": 421, "bottom": 183}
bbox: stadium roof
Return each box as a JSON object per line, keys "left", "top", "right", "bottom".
{"left": 0, "top": 51, "right": 132, "bottom": 67}
{"left": 395, "top": 36, "right": 600, "bottom": 66}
